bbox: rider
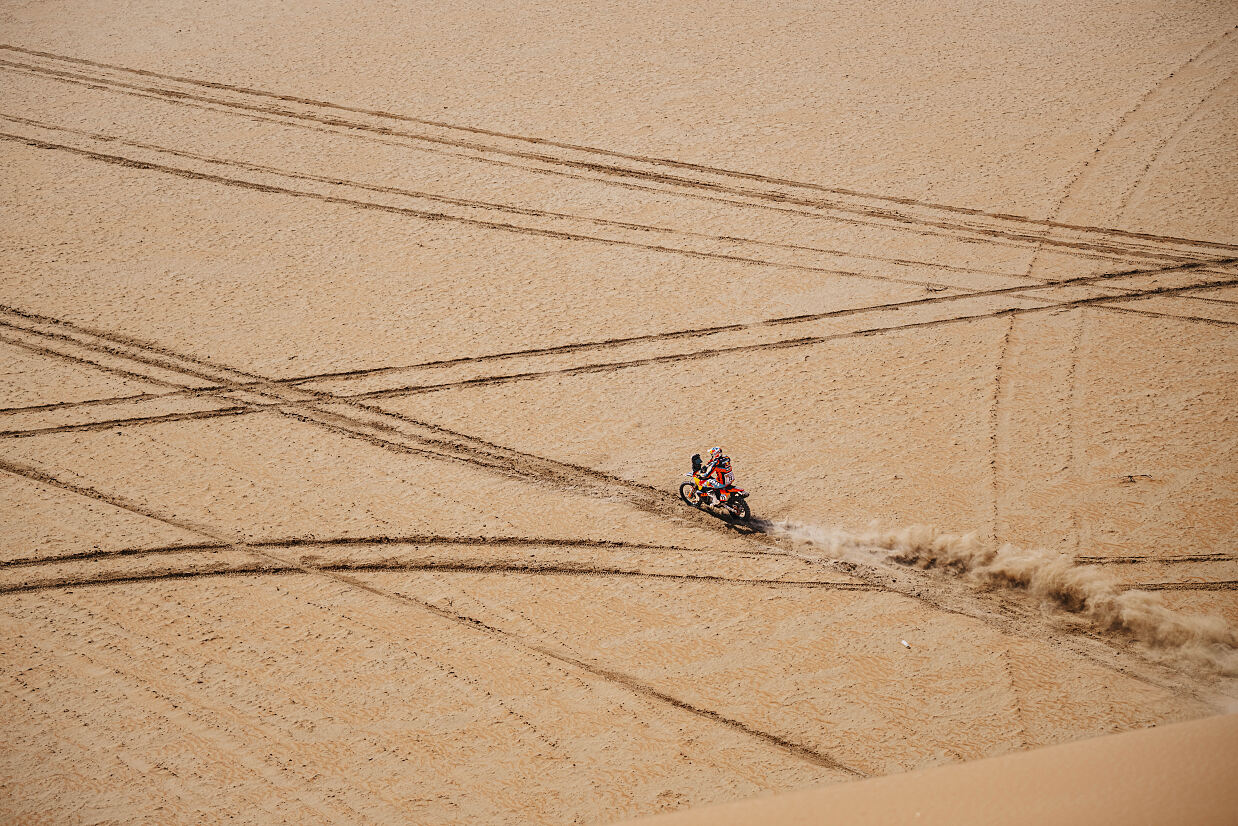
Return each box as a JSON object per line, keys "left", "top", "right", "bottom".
{"left": 698, "top": 446, "right": 733, "bottom": 506}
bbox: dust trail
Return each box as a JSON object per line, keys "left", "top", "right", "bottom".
{"left": 764, "top": 520, "right": 1238, "bottom": 674}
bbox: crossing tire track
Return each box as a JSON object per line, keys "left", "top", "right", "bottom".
{"left": 2, "top": 45, "right": 1233, "bottom": 264}
{"left": 1096, "top": 303, "right": 1238, "bottom": 327}
{"left": 0, "top": 455, "right": 867, "bottom": 778}
{"left": 1024, "top": 24, "right": 1238, "bottom": 278}
{"left": 342, "top": 275, "right": 1238, "bottom": 398}
{"left": 0, "top": 257, "right": 1232, "bottom": 426}
{"left": 0, "top": 309, "right": 1218, "bottom": 705}
{"left": 0, "top": 68, "right": 1027, "bottom": 281}
{"left": 0, "top": 330, "right": 190, "bottom": 390}
{"left": 0, "top": 305, "right": 690, "bottom": 519}
{"left": 4, "top": 268, "right": 1235, "bottom": 439}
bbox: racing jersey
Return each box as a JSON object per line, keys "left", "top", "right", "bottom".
{"left": 700, "top": 456, "right": 734, "bottom": 486}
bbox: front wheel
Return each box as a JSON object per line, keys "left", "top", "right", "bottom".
{"left": 727, "top": 497, "right": 750, "bottom": 522}
{"left": 679, "top": 482, "right": 701, "bottom": 507}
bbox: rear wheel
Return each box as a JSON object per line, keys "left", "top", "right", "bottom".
{"left": 679, "top": 481, "right": 701, "bottom": 507}
{"left": 727, "top": 497, "right": 750, "bottom": 522}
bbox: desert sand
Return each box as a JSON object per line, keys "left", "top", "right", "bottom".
{"left": 1, "top": 1, "right": 1236, "bottom": 823}
{"left": 626, "top": 712, "right": 1238, "bottom": 825}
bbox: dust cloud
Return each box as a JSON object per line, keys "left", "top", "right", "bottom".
{"left": 767, "top": 520, "right": 1238, "bottom": 674}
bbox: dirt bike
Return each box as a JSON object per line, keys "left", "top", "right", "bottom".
{"left": 679, "top": 453, "right": 751, "bottom": 522}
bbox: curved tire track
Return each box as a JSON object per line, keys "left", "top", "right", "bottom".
{"left": 0, "top": 560, "right": 878, "bottom": 595}
{"left": 0, "top": 455, "right": 866, "bottom": 777}
{"left": 1024, "top": 24, "right": 1238, "bottom": 278}
{"left": 0, "top": 305, "right": 1226, "bottom": 705}
{"left": 1114, "top": 68, "right": 1238, "bottom": 223}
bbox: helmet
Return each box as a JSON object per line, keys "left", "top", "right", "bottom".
{"left": 709, "top": 446, "right": 722, "bottom": 461}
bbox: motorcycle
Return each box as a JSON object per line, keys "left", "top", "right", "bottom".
{"left": 679, "top": 453, "right": 751, "bottom": 522}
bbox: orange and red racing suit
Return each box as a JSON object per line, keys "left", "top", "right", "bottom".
{"left": 700, "top": 455, "right": 734, "bottom": 494}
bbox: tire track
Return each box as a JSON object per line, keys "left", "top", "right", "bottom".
{"left": 16, "top": 108, "right": 1222, "bottom": 302}
{"left": 0, "top": 57, "right": 1119, "bottom": 272}
{"left": 0, "top": 111, "right": 995, "bottom": 293}
{"left": 1114, "top": 68, "right": 1238, "bottom": 222}
{"left": 294, "top": 258, "right": 1236, "bottom": 385}
{"left": 2, "top": 44, "right": 1232, "bottom": 262}
{"left": 999, "top": 646, "right": 1029, "bottom": 751}
{"left": 1181, "top": 291, "right": 1238, "bottom": 306}
{"left": 1077, "top": 553, "right": 1238, "bottom": 565}
{"left": 1054, "top": 27, "right": 1236, "bottom": 219}
{"left": 1066, "top": 309, "right": 1087, "bottom": 556}
{"left": 0, "top": 308, "right": 1218, "bottom": 703}
{"left": 348, "top": 310, "right": 1036, "bottom": 397}
{"left": 0, "top": 330, "right": 189, "bottom": 390}
{"left": 4, "top": 270, "right": 1236, "bottom": 438}
{"left": 0, "top": 455, "right": 866, "bottom": 777}
{"left": 1097, "top": 304, "right": 1238, "bottom": 327}
{"left": 338, "top": 275, "right": 1238, "bottom": 399}
{"left": 990, "top": 316, "right": 1014, "bottom": 545}
{"left": 0, "top": 405, "right": 255, "bottom": 437}
{"left": 0, "top": 561, "right": 878, "bottom": 595}
{"left": 0, "top": 387, "right": 202, "bottom": 415}
{"left": 1136, "top": 581, "right": 1238, "bottom": 592}
{"left": 0, "top": 535, "right": 695, "bottom": 569}
{"left": 0, "top": 62, "right": 1228, "bottom": 268}
{"left": 1, "top": 257, "right": 1232, "bottom": 426}
{"left": 0, "top": 61, "right": 1029, "bottom": 282}
{"left": 0, "top": 121, "right": 964, "bottom": 294}
{"left": 1024, "top": 24, "right": 1238, "bottom": 278}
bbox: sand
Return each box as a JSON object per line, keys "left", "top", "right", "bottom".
{"left": 625, "top": 712, "right": 1238, "bottom": 826}
{"left": 1, "top": 1, "right": 1236, "bottom": 823}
